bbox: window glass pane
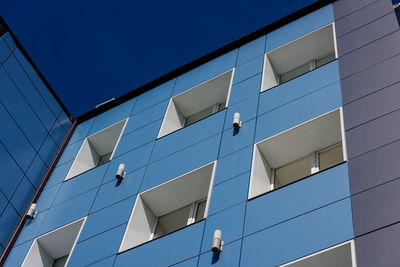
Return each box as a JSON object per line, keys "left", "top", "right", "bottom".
{"left": 280, "top": 62, "right": 310, "bottom": 83}
{"left": 316, "top": 52, "right": 336, "bottom": 68}
{"left": 52, "top": 254, "right": 69, "bottom": 267}
{"left": 274, "top": 154, "right": 311, "bottom": 189}
{"left": 153, "top": 204, "right": 191, "bottom": 238}
{"left": 195, "top": 200, "right": 206, "bottom": 222}
{"left": 319, "top": 145, "right": 343, "bottom": 171}
{"left": 97, "top": 152, "right": 112, "bottom": 166}
{"left": 185, "top": 105, "right": 217, "bottom": 127}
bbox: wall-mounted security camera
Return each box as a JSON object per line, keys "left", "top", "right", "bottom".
{"left": 211, "top": 229, "right": 224, "bottom": 253}
{"left": 26, "top": 203, "right": 37, "bottom": 219}
{"left": 233, "top": 112, "right": 242, "bottom": 128}
{"left": 116, "top": 164, "right": 127, "bottom": 180}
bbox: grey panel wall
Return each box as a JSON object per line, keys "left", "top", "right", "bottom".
{"left": 334, "top": 0, "right": 400, "bottom": 265}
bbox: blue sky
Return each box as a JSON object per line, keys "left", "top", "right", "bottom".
{"left": 1, "top": 0, "right": 316, "bottom": 117}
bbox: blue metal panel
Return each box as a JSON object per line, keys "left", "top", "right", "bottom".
{"left": 115, "top": 221, "right": 205, "bottom": 267}
{"left": 198, "top": 240, "right": 241, "bottom": 267}
{"left": 208, "top": 173, "right": 249, "bottom": 216}
{"left": 237, "top": 36, "right": 266, "bottom": 66}
{"left": 140, "top": 134, "right": 220, "bottom": 192}
{"left": 240, "top": 198, "right": 354, "bottom": 267}
{"left": 0, "top": 204, "right": 19, "bottom": 248}
{"left": 133, "top": 79, "right": 175, "bottom": 114}
{"left": 13, "top": 207, "right": 48, "bottom": 247}
{"left": 102, "top": 142, "right": 154, "bottom": 184}
{"left": 3, "top": 55, "right": 56, "bottom": 131}
{"left": 171, "top": 257, "right": 198, "bottom": 267}
{"left": 26, "top": 155, "right": 46, "bottom": 189}
{"left": 245, "top": 163, "right": 350, "bottom": 235}
{"left": 114, "top": 119, "right": 162, "bottom": 158}
{"left": 0, "top": 102, "right": 36, "bottom": 172}
{"left": 258, "top": 61, "right": 340, "bottom": 115}
{"left": 0, "top": 191, "right": 7, "bottom": 217}
{"left": 79, "top": 197, "right": 135, "bottom": 241}
{"left": 50, "top": 120, "right": 66, "bottom": 147}
{"left": 2, "top": 33, "right": 16, "bottom": 51}
{"left": 224, "top": 94, "right": 258, "bottom": 131}
{"left": 219, "top": 119, "right": 255, "bottom": 158}
{"left": 68, "top": 118, "right": 95, "bottom": 145}
{"left": 173, "top": 50, "right": 238, "bottom": 96}
{"left": 52, "top": 163, "right": 108, "bottom": 206}
{"left": 228, "top": 73, "right": 261, "bottom": 106}
{"left": 232, "top": 55, "right": 263, "bottom": 85}
{"left": 13, "top": 49, "right": 62, "bottom": 117}
{"left": 37, "top": 189, "right": 96, "bottom": 238}
{"left": 56, "top": 139, "right": 84, "bottom": 167}
{"left": 150, "top": 111, "right": 226, "bottom": 163}
{"left": 255, "top": 82, "right": 342, "bottom": 142}
{"left": 88, "top": 98, "right": 136, "bottom": 135}
{"left": 200, "top": 202, "right": 245, "bottom": 253}
{"left": 38, "top": 135, "right": 58, "bottom": 167}
{"left": 86, "top": 256, "right": 116, "bottom": 267}
{"left": 45, "top": 161, "right": 72, "bottom": 189}
{"left": 10, "top": 177, "right": 35, "bottom": 216}
{"left": 0, "top": 37, "right": 11, "bottom": 64}
{"left": 0, "top": 67, "right": 48, "bottom": 151}
{"left": 3, "top": 240, "right": 32, "bottom": 267}
{"left": 266, "top": 5, "right": 334, "bottom": 52}
{"left": 90, "top": 167, "right": 145, "bottom": 213}
{"left": 125, "top": 100, "right": 168, "bottom": 134}
{"left": 58, "top": 111, "right": 72, "bottom": 132}
{"left": 0, "top": 143, "right": 24, "bottom": 199}
{"left": 214, "top": 146, "right": 253, "bottom": 185}
{"left": 35, "top": 183, "right": 61, "bottom": 213}
{"left": 68, "top": 224, "right": 125, "bottom": 266}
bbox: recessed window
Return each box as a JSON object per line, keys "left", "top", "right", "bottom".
{"left": 279, "top": 241, "right": 356, "bottom": 267}
{"left": 158, "top": 69, "right": 234, "bottom": 138}
{"left": 261, "top": 23, "right": 337, "bottom": 92}
{"left": 249, "top": 109, "right": 346, "bottom": 199}
{"left": 65, "top": 119, "right": 128, "bottom": 180}
{"left": 21, "top": 218, "right": 86, "bottom": 267}
{"left": 119, "top": 161, "right": 216, "bottom": 252}
{"left": 274, "top": 143, "right": 343, "bottom": 190}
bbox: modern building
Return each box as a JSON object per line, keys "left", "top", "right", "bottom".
{"left": 1, "top": 0, "right": 400, "bottom": 266}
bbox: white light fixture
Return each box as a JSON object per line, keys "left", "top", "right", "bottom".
{"left": 26, "top": 203, "right": 37, "bottom": 219}
{"left": 233, "top": 112, "right": 242, "bottom": 128}
{"left": 116, "top": 163, "right": 126, "bottom": 180}
{"left": 211, "top": 229, "right": 224, "bottom": 253}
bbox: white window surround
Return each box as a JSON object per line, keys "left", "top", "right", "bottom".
{"left": 279, "top": 240, "right": 357, "bottom": 267}
{"left": 119, "top": 161, "right": 217, "bottom": 252}
{"left": 65, "top": 118, "right": 128, "bottom": 180}
{"left": 248, "top": 108, "right": 347, "bottom": 199}
{"left": 261, "top": 23, "right": 338, "bottom": 92}
{"left": 157, "top": 69, "right": 235, "bottom": 138}
{"left": 21, "top": 217, "right": 86, "bottom": 267}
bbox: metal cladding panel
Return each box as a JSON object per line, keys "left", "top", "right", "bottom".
{"left": 355, "top": 222, "right": 400, "bottom": 267}
{"left": 352, "top": 178, "right": 400, "bottom": 236}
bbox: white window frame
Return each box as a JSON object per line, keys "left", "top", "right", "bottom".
{"left": 21, "top": 217, "right": 87, "bottom": 267}
{"left": 157, "top": 69, "right": 234, "bottom": 138}
{"left": 279, "top": 240, "right": 357, "bottom": 267}
{"left": 261, "top": 23, "right": 338, "bottom": 92}
{"left": 119, "top": 161, "right": 217, "bottom": 252}
{"left": 65, "top": 118, "right": 128, "bottom": 180}
{"left": 249, "top": 108, "right": 347, "bottom": 199}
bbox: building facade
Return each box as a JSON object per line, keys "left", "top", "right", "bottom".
{"left": 1, "top": 0, "right": 400, "bottom": 266}
{"left": 0, "top": 26, "right": 72, "bottom": 257}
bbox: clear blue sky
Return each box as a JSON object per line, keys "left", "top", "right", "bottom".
{"left": 1, "top": 0, "right": 317, "bottom": 117}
